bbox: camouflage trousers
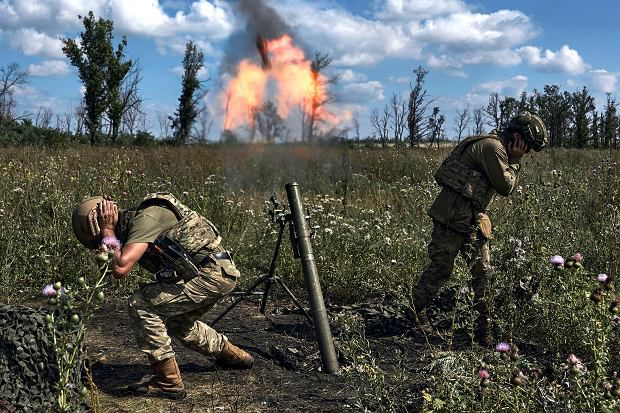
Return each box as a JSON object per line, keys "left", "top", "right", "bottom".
{"left": 411, "top": 221, "right": 492, "bottom": 316}
{"left": 128, "top": 261, "right": 238, "bottom": 363}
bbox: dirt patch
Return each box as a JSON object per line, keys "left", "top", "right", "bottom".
{"left": 86, "top": 296, "right": 358, "bottom": 413}
{"left": 83, "top": 291, "right": 476, "bottom": 412}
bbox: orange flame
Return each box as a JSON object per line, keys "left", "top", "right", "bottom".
{"left": 222, "top": 34, "right": 339, "bottom": 133}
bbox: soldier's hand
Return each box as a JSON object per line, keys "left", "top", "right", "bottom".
{"left": 97, "top": 198, "right": 119, "bottom": 232}
{"left": 508, "top": 134, "right": 528, "bottom": 159}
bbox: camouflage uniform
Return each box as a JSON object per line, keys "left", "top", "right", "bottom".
{"left": 120, "top": 194, "right": 241, "bottom": 363}
{"left": 411, "top": 131, "right": 521, "bottom": 321}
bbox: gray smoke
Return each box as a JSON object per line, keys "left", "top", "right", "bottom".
{"left": 219, "top": 0, "right": 307, "bottom": 77}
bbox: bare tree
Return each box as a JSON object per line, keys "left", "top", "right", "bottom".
{"left": 74, "top": 100, "right": 86, "bottom": 138}
{"left": 406, "top": 66, "right": 435, "bottom": 147}
{"left": 303, "top": 52, "right": 339, "bottom": 142}
{"left": 0, "top": 63, "right": 29, "bottom": 124}
{"left": 192, "top": 103, "right": 214, "bottom": 144}
{"left": 157, "top": 111, "right": 171, "bottom": 140}
{"left": 453, "top": 105, "right": 470, "bottom": 142}
{"left": 35, "top": 106, "right": 53, "bottom": 129}
{"left": 63, "top": 108, "right": 74, "bottom": 134}
{"left": 370, "top": 105, "right": 391, "bottom": 147}
{"left": 485, "top": 92, "right": 501, "bottom": 130}
{"left": 390, "top": 93, "right": 407, "bottom": 146}
{"left": 427, "top": 107, "right": 445, "bottom": 148}
{"left": 472, "top": 106, "right": 485, "bottom": 135}
{"left": 118, "top": 63, "right": 144, "bottom": 137}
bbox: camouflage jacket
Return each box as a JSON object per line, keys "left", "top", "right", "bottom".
{"left": 428, "top": 131, "right": 521, "bottom": 233}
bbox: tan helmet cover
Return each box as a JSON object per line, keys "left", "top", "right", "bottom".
{"left": 72, "top": 196, "right": 104, "bottom": 248}
{"left": 509, "top": 111, "right": 548, "bottom": 151}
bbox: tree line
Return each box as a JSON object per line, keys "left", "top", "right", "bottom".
{"left": 370, "top": 66, "right": 620, "bottom": 149}
{"left": 0, "top": 11, "right": 206, "bottom": 146}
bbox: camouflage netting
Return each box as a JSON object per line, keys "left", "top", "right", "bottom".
{"left": 0, "top": 304, "right": 59, "bottom": 412}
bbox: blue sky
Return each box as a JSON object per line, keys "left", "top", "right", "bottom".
{"left": 1, "top": 0, "right": 618, "bottom": 140}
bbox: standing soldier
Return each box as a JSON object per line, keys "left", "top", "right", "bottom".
{"left": 72, "top": 193, "right": 254, "bottom": 400}
{"left": 409, "top": 111, "right": 548, "bottom": 345}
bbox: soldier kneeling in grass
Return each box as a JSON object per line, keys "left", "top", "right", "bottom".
{"left": 72, "top": 192, "right": 254, "bottom": 400}
{"left": 409, "top": 111, "right": 548, "bottom": 346}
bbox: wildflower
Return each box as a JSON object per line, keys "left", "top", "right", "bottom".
{"left": 125, "top": 170, "right": 132, "bottom": 176}
{"left": 612, "top": 315, "right": 620, "bottom": 323}
{"left": 479, "top": 369, "right": 490, "bottom": 380}
{"left": 42, "top": 284, "right": 57, "bottom": 297}
{"left": 495, "top": 342, "right": 511, "bottom": 353}
{"left": 102, "top": 236, "right": 122, "bottom": 251}
{"left": 571, "top": 253, "right": 584, "bottom": 263}
{"left": 550, "top": 255, "right": 565, "bottom": 266}
{"left": 598, "top": 273, "right": 609, "bottom": 283}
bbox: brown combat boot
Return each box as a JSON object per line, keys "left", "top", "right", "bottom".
{"left": 405, "top": 306, "right": 433, "bottom": 334}
{"left": 216, "top": 340, "right": 254, "bottom": 369}
{"left": 126, "top": 356, "right": 186, "bottom": 400}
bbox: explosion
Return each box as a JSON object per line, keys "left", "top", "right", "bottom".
{"left": 222, "top": 34, "right": 340, "bottom": 135}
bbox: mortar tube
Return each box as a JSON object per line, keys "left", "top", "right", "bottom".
{"left": 285, "top": 182, "right": 340, "bottom": 374}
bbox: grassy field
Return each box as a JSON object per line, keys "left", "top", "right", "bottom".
{"left": 2, "top": 143, "right": 620, "bottom": 411}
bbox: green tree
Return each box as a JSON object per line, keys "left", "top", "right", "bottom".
{"left": 569, "top": 86, "right": 595, "bottom": 148}
{"left": 62, "top": 12, "right": 130, "bottom": 145}
{"left": 105, "top": 42, "right": 133, "bottom": 143}
{"left": 602, "top": 93, "right": 618, "bottom": 149}
{"left": 170, "top": 41, "right": 204, "bottom": 145}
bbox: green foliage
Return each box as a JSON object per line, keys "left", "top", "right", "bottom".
{"left": 61, "top": 11, "right": 131, "bottom": 145}
{"left": 170, "top": 41, "right": 204, "bottom": 145}
{"left": 0, "top": 144, "right": 618, "bottom": 411}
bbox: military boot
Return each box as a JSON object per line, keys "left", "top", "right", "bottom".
{"left": 405, "top": 307, "right": 433, "bottom": 334}
{"left": 126, "top": 356, "right": 186, "bottom": 400}
{"left": 216, "top": 340, "right": 254, "bottom": 369}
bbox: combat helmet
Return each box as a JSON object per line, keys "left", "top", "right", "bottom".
{"left": 507, "top": 111, "right": 548, "bottom": 152}
{"left": 72, "top": 196, "right": 104, "bottom": 249}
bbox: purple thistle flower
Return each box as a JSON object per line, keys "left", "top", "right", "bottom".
{"left": 550, "top": 255, "right": 565, "bottom": 266}
{"left": 41, "top": 284, "right": 56, "bottom": 297}
{"left": 612, "top": 315, "right": 620, "bottom": 323}
{"left": 598, "top": 273, "right": 609, "bottom": 283}
{"left": 495, "top": 342, "right": 511, "bottom": 353}
{"left": 102, "top": 236, "right": 122, "bottom": 250}
{"left": 572, "top": 253, "right": 584, "bottom": 263}
{"left": 479, "top": 369, "right": 490, "bottom": 380}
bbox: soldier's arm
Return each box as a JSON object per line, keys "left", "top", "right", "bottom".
{"left": 105, "top": 236, "right": 148, "bottom": 279}
{"left": 479, "top": 140, "right": 521, "bottom": 196}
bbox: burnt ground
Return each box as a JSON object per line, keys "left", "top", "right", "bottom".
{"left": 83, "top": 293, "right": 441, "bottom": 413}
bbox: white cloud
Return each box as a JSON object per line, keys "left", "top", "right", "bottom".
{"left": 339, "top": 69, "right": 368, "bottom": 83}
{"left": 155, "top": 36, "right": 219, "bottom": 56}
{"left": 273, "top": 2, "right": 422, "bottom": 67}
{"left": 340, "top": 80, "right": 385, "bottom": 102}
{"left": 28, "top": 60, "right": 70, "bottom": 76}
{"left": 1, "top": 0, "right": 236, "bottom": 57}
{"left": 590, "top": 69, "right": 618, "bottom": 93}
{"left": 8, "top": 28, "right": 65, "bottom": 58}
{"left": 376, "top": 0, "right": 467, "bottom": 20}
{"left": 517, "top": 45, "right": 589, "bottom": 75}
{"left": 472, "top": 75, "right": 529, "bottom": 95}
{"left": 410, "top": 10, "right": 536, "bottom": 51}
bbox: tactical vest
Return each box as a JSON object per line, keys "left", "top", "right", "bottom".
{"left": 434, "top": 134, "right": 498, "bottom": 211}
{"left": 119, "top": 193, "right": 222, "bottom": 278}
